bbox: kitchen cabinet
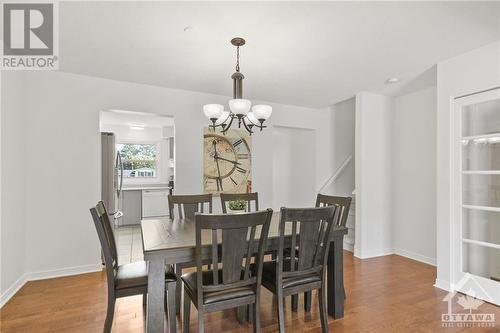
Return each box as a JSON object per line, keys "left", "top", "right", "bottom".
{"left": 122, "top": 190, "right": 142, "bottom": 225}
{"left": 142, "top": 189, "right": 169, "bottom": 218}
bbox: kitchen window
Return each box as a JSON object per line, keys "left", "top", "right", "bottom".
{"left": 117, "top": 143, "right": 158, "bottom": 178}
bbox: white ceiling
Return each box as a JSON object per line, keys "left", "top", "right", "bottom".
{"left": 60, "top": 1, "right": 500, "bottom": 108}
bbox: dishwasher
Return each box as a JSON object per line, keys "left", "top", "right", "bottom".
{"left": 142, "top": 189, "right": 169, "bottom": 218}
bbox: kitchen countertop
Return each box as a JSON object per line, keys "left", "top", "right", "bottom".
{"left": 122, "top": 185, "right": 172, "bottom": 191}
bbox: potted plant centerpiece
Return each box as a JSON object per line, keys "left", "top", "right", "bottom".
{"left": 228, "top": 199, "right": 247, "bottom": 213}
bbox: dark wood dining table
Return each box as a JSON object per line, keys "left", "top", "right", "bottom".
{"left": 141, "top": 213, "right": 347, "bottom": 333}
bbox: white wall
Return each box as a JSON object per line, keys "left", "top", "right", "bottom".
{"left": 354, "top": 92, "right": 394, "bottom": 258}
{"left": 0, "top": 70, "right": 334, "bottom": 302}
{"left": 1, "top": 73, "right": 28, "bottom": 304}
{"left": 436, "top": 41, "right": 500, "bottom": 291}
{"left": 323, "top": 97, "right": 355, "bottom": 195}
{"left": 272, "top": 126, "right": 316, "bottom": 209}
{"left": 392, "top": 86, "right": 437, "bottom": 265}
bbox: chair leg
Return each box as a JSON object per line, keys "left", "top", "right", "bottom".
{"left": 304, "top": 291, "right": 312, "bottom": 312}
{"left": 253, "top": 300, "right": 260, "bottom": 333}
{"left": 143, "top": 292, "right": 147, "bottom": 307}
{"left": 318, "top": 287, "right": 329, "bottom": 333}
{"left": 291, "top": 294, "right": 298, "bottom": 312}
{"left": 182, "top": 288, "right": 191, "bottom": 333}
{"left": 197, "top": 309, "right": 204, "bottom": 333}
{"left": 175, "top": 264, "right": 182, "bottom": 314}
{"left": 167, "top": 282, "right": 177, "bottom": 333}
{"left": 277, "top": 293, "right": 285, "bottom": 333}
{"left": 104, "top": 296, "right": 115, "bottom": 333}
{"left": 343, "top": 286, "right": 346, "bottom": 299}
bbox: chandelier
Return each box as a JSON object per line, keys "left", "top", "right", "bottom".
{"left": 203, "top": 37, "right": 272, "bottom": 134}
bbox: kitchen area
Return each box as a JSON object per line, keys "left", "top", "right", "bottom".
{"left": 100, "top": 110, "right": 174, "bottom": 263}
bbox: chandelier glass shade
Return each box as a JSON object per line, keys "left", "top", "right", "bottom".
{"left": 203, "top": 37, "right": 272, "bottom": 134}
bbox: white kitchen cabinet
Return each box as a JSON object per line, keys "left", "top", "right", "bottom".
{"left": 142, "top": 189, "right": 169, "bottom": 218}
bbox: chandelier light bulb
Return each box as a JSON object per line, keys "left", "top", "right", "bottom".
{"left": 229, "top": 99, "right": 251, "bottom": 116}
{"left": 203, "top": 104, "right": 224, "bottom": 120}
{"left": 252, "top": 104, "right": 272, "bottom": 121}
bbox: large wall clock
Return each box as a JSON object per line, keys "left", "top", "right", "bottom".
{"left": 203, "top": 128, "right": 252, "bottom": 194}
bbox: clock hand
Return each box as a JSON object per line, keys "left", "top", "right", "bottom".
{"left": 212, "top": 141, "right": 223, "bottom": 190}
{"left": 214, "top": 156, "right": 241, "bottom": 165}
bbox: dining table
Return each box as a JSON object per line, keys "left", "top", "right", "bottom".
{"left": 141, "top": 212, "right": 348, "bottom": 333}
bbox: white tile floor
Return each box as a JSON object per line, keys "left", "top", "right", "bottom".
{"left": 115, "top": 226, "right": 144, "bottom": 264}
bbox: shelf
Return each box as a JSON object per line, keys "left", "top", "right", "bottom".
{"left": 462, "top": 238, "right": 500, "bottom": 250}
{"left": 462, "top": 205, "right": 500, "bottom": 212}
{"left": 462, "top": 170, "right": 500, "bottom": 175}
{"left": 462, "top": 132, "right": 500, "bottom": 141}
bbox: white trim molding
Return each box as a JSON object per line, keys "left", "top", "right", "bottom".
{"left": 28, "top": 263, "right": 102, "bottom": 281}
{"left": 0, "top": 263, "right": 102, "bottom": 308}
{"left": 434, "top": 278, "right": 452, "bottom": 292}
{"left": 343, "top": 241, "right": 354, "bottom": 252}
{"left": 394, "top": 249, "right": 436, "bottom": 266}
{"left": 0, "top": 273, "right": 29, "bottom": 308}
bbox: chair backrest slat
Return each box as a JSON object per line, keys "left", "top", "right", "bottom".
{"left": 96, "top": 201, "right": 118, "bottom": 269}
{"left": 315, "top": 194, "right": 352, "bottom": 227}
{"left": 168, "top": 194, "right": 213, "bottom": 220}
{"left": 195, "top": 209, "right": 273, "bottom": 307}
{"left": 220, "top": 192, "right": 259, "bottom": 213}
{"left": 278, "top": 206, "right": 336, "bottom": 282}
{"left": 211, "top": 229, "right": 218, "bottom": 284}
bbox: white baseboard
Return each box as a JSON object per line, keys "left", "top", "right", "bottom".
{"left": 354, "top": 247, "right": 395, "bottom": 259}
{"left": 0, "top": 263, "right": 102, "bottom": 308}
{"left": 343, "top": 241, "right": 354, "bottom": 252}
{"left": 434, "top": 278, "right": 452, "bottom": 292}
{"left": 0, "top": 273, "right": 28, "bottom": 308}
{"left": 394, "top": 249, "right": 436, "bottom": 267}
{"left": 28, "top": 263, "right": 102, "bottom": 281}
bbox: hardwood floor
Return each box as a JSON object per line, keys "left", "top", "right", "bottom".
{"left": 1, "top": 252, "right": 499, "bottom": 332}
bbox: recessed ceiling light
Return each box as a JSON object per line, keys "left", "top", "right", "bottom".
{"left": 385, "top": 77, "right": 400, "bottom": 84}
{"left": 183, "top": 26, "right": 193, "bottom": 33}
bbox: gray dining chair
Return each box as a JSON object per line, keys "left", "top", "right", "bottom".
{"left": 168, "top": 193, "right": 213, "bottom": 313}
{"left": 258, "top": 206, "right": 337, "bottom": 333}
{"left": 315, "top": 194, "right": 352, "bottom": 228}
{"left": 168, "top": 193, "right": 213, "bottom": 220}
{"left": 90, "top": 201, "right": 177, "bottom": 333}
{"left": 220, "top": 192, "right": 259, "bottom": 213}
{"left": 182, "top": 209, "right": 273, "bottom": 333}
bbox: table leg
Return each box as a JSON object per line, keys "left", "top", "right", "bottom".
{"left": 147, "top": 257, "right": 165, "bottom": 333}
{"left": 327, "top": 235, "right": 344, "bottom": 319}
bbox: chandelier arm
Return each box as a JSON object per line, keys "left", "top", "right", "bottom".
{"left": 221, "top": 114, "right": 235, "bottom": 134}
{"left": 241, "top": 118, "right": 254, "bottom": 134}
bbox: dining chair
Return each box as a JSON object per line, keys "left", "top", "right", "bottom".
{"left": 168, "top": 193, "right": 213, "bottom": 313}
{"left": 259, "top": 206, "right": 336, "bottom": 333}
{"left": 182, "top": 209, "right": 273, "bottom": 333}
{"left": 168, "top": 193, "right": 213, "bottom": 220}
{"left": 90, "top": 201, "right": 177, "bottom": 333}
{"left": 315, "top": 194, "right": 352, "bottom": 228}
{"left": 220, "top": 192, "right": 259, "bottom": 213}
{"left": 299, "top": 194, "right": 353, "bottom": 311}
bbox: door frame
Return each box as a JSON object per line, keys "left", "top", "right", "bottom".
{"left": 451, "top": 87, "right": 500, "bottom": 305}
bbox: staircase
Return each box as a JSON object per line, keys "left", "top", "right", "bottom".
{"left": 318, "top": 155, "right": 355, "bottom": 252}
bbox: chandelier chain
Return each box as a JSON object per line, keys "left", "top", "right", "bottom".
{"left": 236, "top": 45, "right": 240, "bottom": 72}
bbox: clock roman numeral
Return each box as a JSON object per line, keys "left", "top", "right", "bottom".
{"left": 237, "top": 153, "right": 249, "bottom": 159}
{"left": 233, "top": 139, "right": 243, "bottom": 147}
{"left": 230, "top": 177, "right": 237, "bottom": 185}
{"left": 236, "top": 166, "right": 246, "bottom": 173}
